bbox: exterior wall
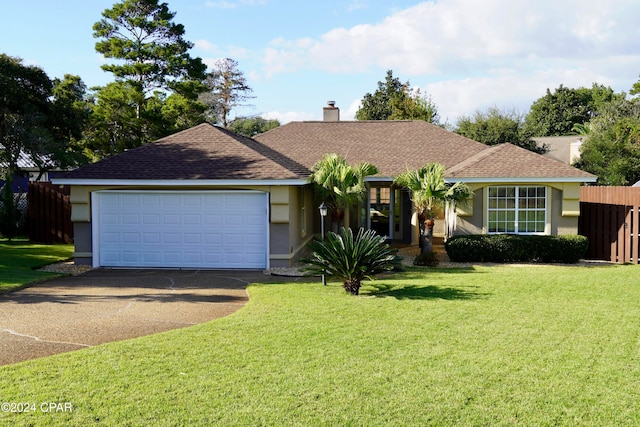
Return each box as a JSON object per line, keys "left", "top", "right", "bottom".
{"left": 454, "top": 187, "right": 484, "bottom": 236}
{"left": 550, "top": 187, "right": 579, "bottom": 235}
{"left": 450, "top": 183, "right": 580, "bottom": 237}
{"left": 69, "top": 184, "right": 306, "bottom": 268}
{"left": 72, "top": 222, "right": 92, "bottom": 266}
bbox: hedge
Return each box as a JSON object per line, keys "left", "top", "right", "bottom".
{"left": 444, "top": 234, "right": 589, "bottom": 264}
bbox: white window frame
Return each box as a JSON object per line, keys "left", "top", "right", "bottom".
{"left": 486, "top": 186, "right": 548, "bottom": 235}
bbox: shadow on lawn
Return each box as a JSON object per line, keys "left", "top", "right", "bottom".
{"left": 364, "top": 268, "right": 488, "bottom": 300}
{"left": 366, "top": 283, "right": 488, "bottom": 300}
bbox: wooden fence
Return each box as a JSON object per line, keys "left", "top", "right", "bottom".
{"left": 28, "top": 182, "right": 73, "bottom": 244}
{"left": 579, "top": 186, "right": 640, "bottom": 264}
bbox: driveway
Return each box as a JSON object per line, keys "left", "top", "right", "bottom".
{"left": 0, "top": 269, "right": 307, "bottom": 366}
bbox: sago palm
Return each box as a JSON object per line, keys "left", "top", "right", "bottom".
{"left": 302, "top": 227, "right": 397, "bottom": 295}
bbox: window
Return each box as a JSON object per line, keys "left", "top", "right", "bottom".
{"left": 487, "top": 186, "right": 546, "bottom": 234}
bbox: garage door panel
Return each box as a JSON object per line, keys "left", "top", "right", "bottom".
{"left": 143, "top": 233, "right": 161, "bottom": 244}
{"left": 122, "top": 233, "right": 140, "bottom": 244}
{"left": 96, "top": 191, "right": 268, "bottom": 269}
{"left": 142, "top": 214, "right": 161, "bottom": 225}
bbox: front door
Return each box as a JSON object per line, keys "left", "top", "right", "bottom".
{"left": 366, "top": 185, "right": 411, "bottom": 242}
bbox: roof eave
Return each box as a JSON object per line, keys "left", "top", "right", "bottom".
{"left": 446, "top": 176, "right": 598, "bottom": 184}
{"left": 51, "top": 178, "right": 310, "bottom": 186}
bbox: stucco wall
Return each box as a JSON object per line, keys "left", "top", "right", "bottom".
{"left": 451, "top": 183, "right": 580, "bottom": 237}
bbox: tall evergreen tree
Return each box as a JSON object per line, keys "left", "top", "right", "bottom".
{"left": 93, "top": 0, "right": 206, "bottom": 99}
{"left": 91, "top": 0, "right": 207, "bottom": 155}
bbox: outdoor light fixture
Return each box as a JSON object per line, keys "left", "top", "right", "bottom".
{"left": 319, "top": 202, "right": 328, "bottom": 218}
{"left": 319, "top": 202, "right": 328, "bottom": 286}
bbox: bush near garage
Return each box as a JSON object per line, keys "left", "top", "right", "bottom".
{"left": 444, "top": 234, "right": 588, "bottom": 264}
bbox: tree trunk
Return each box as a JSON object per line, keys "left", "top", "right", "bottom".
{"left": 343, "top": 280, "right": 361, "bottom": 295}
{"left": 419, "top": 218, "right": 434, "bottom": 254}
{"left": 331, "top": 209, "right": 344, "bottom": 233}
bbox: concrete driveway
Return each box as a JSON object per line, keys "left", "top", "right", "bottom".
{"left": 0, "top": 269, "right": 305, "bottom": 366}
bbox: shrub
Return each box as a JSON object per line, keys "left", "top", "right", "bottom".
{"left": 302, "top": 227, "right": 397, "bottom": 295}
{"left": 445, "top": 234, "right": 588, "bottom": 264}
{"left": 413, "top": 251, "right": 440, "bottom": 267}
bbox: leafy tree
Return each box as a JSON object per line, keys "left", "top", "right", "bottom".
{"left": 455, "top": 107, "right": 544, "bottom": 153}
{"left": 302, "top": 227, "right": 397, "bottom": 295}
{"left": 0, "top": 55, "right": 87, "bottom": 177}
{"left": 630, "top": 74, "right": 640, "bottom": 97}
{"left": 308, "top": 153, "right": 378, "bottom": 232}
{"left": 0, "top": 172, "right": 18, "bottom": 240}
{"left": 0, "top": 54, "right": 52, "bottom": 175}
{"left": 84, "top": 82, "right": 144, "bottom": 159}
{"left": 158, "top": 92, "right": 207, "bottom": 134}
{"left": 389, "top": 89, "right": 440, "bottom": 124}
{"left": 200, "top": 58, "right": 254, "bottom": 128}
{"left": 356, "top": 70, "right": 407, "bottom": 120}
{"left": 524, "top": 83, "right": 622, "bottom": 136}
{"left": 394, "top": 162, "right": 473, "bottom": 253}
{"left": 355, "top": 70, "right": 440, "bottom": 124}
{"left": 45, "top": 75, "right": 92, "bottom": 173}
{"left": 574, "top": 97, "right": 640, "bottom": 185}
{"left": 228, "top": 116, "right": 280, "bottom": 137}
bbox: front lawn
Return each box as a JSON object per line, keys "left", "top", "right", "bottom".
{"left": 1, "top": 264, "right": 640, "bottom": 425}
{"left": 0, "top": 240, "right": 74, "bottom": 293}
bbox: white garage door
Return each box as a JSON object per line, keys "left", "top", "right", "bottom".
{"left": 93, "top": 191, "right": 269, "bottom": 269}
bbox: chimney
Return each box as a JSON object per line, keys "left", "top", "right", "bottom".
{"left": 323, "top": 101, "right": 340, "bottom": 121}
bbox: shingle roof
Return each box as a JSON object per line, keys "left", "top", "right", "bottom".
{"left": 59, "top": 123, "right": 310, "bottom": 180}
{"left": 59, "top": 120, "right": 596, "bottom": 182}
{"left": 254, "top": 120, "right": 489, "bottom": 177}
{"left": 445, "top": 143, "right": 595, "bottom": 179}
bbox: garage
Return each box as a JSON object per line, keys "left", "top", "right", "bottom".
{"left": 92, "top": 190, "right": 269, "bottom": 269}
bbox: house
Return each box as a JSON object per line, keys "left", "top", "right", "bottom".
{"left": 0, "top": 144, "right": 67, "bottom": 191}
{"left": 53, "top": 103, "right": 596, "bottom": 269}
{"left": 534, "top": 136, "right": 584, "bottom": 165}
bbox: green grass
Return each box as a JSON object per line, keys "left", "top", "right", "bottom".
{"left": 2, "top": 264, "right": 640, "bottom": 425}
{"left": 0, "top": 240, "right": 74, "bottom": 293}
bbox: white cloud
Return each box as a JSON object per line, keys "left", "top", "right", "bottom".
{"left": 253, "top": 0, "right": 640, "bottom": 122}
{"left": 262, "top": 110, "right": 317, "bottom": 124}
{"left": 258, "top": 0, "right": 640, "bottom": 79}
{"left": 194, "top": 39, "right": 220, "bottom": 52}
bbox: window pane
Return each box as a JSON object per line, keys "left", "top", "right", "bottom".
{"left": 488, "top": 186, "right": 546, "bottom": 235}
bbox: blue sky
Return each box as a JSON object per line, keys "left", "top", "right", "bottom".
{"left": 2, "top": 0, "right": 640, "bottom": 125}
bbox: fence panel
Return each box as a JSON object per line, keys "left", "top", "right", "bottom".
{"left": 580, "top": 187, "right": 640, "bottom": 264}
{"left": 27, "top": 182, "right": 73, "bottom": 244}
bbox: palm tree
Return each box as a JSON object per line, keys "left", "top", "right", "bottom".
{"left": 394, "top": 162, "right": 473, "bottom": 253}
{"left": 309, "top": 153, "right": 378, "bottom": 232}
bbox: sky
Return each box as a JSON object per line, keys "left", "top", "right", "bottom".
{"left": 2, "top": 0, "right": 640, "bottom": 125}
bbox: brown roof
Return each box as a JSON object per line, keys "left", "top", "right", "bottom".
{"left": 60, "top": 123, "right": 309, "bottom": 180}
{"left": 60, "top": 120, "right": 596, "bottom": 183}
{"left": 445, "top": 143, "right": 596, "bottom": 180}
{"left": 254, "top": 120, "right": 489, "bottom": 177}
